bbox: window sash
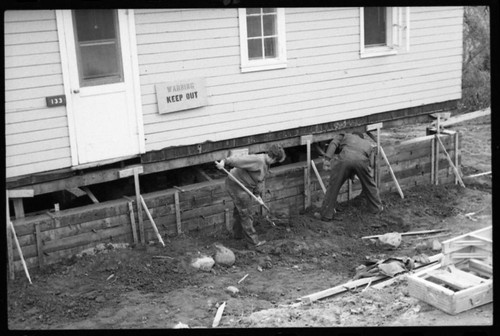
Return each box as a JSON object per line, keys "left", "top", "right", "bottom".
{"left": 239, "top": 8, "right": 286, "bottom": 72}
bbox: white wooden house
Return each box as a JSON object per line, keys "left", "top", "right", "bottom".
{"left": 5, "top": 7, "right": 463, "bottom": 195}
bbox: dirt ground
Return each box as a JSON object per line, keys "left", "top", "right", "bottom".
{"left": 7, "top": 116, "right": 492, "bottom": 330}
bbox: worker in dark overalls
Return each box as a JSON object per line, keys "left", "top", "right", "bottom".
{"left": 216, "top": 144, "right": 286, "bottom": 246}
{"left": 314, "top": 132, "right": 383, "bottom": 221}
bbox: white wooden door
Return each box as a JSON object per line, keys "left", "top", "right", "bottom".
{"left": 60, "top": 9, "right": 142, "bottom": 165}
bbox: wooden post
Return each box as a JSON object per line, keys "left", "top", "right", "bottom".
{"left": 301, "top": 135, "right": 313, "bottom": 209}
{"left": 224, "top": 209, "right": 230, "bottom": 232}
{"left": 35, "top": 223, "right": 44, "bottom": 268}
{"left": 139, "top": 195, "right": 165, "bottom": 247}
{"left": 431, "top": 137, "right": 435, "bottom": 184}
{"left": 8, "top": 220, "right": 32, "bottom": 284}
{"left": 119, "top": 166, "right": 145, "bottom": 244}
{"left": 174, "top": 191, "right": 182, "bottom": 235}
{"left": 6, "top": 192, "right": 14, "bottom": 280}
{"left": 376, "top": 127, "right": 380, "bottom": 187}
{"left": 134, "top": 171, "right": 145, "bottom": 244}
{"left": 454, "top": 132, "right": 459, "bottom": 185}
{"left": 12, "top": 199, "right": 25, "bottom": 218}
{"left": 348, "top": 179, "right": 352, "bottom": 200}
{"left": 435, "top": 116, "right": 440, "bottom": 185}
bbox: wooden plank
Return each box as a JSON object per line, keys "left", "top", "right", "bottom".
{"left": 452, "top": 280, "right": 493, "bottom": 315}
{"left": 427, "top": 267, "right": 484, "bottom": 290}
{"left": 8, "top": 189, "right": 34, "bottom": 198}
{"left": 8, "top": 220, "right": 32, "bottom": 284}
{"left": 362, "top": 229, "right": 448, "bottom": 239}
{"left": 468, "top": 259, "right": 492, "bottom": 277}
{"left": 80, "top": 186, "right": 99, "bottom": 204}
{"left": 299, "top": 274, "right": 387, "bottom": 304}
{"left": 439, "top": 108, "right": 490, "bottom": 126}
{"left": 366, "top": 122, "right": 383, "bottom": 131}
{"left": 67, "top": 188, "right": 87, "bottom": 198}
{"left": 119, "top": 165, "right": 144, "bottom": 178}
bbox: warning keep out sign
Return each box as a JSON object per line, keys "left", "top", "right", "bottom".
{"left": 155, "top": 77, "right": 208, "bottom": 114}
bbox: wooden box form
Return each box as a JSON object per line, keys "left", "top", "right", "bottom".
{"left": 408, "top": 258, "right": 492, "bottom": 315}
{"left": 408, "top": 226, "right": 492, "bottom": 315}
{"left": 440, "top": 226, "right": 492, "bottom": 267}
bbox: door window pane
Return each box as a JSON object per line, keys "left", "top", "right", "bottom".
{"left": 73, "top": 9, "right": 123, "bottom": 86}
{"left": 364, "top": 7, "right": 387, "bottom": 46}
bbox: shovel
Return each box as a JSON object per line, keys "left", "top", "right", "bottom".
{"left": 217, "top": 165, "right": 279, "bottom": 226}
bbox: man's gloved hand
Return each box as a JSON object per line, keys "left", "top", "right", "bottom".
{"left": 215, "top": 160, "right": 225, "bottom": 170}
{"left": 322, "top": 157, "right": 331, "bottom": 171}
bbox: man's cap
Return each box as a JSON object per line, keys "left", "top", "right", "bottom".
{"left": 268, "top": 144, "right": 286, "bottom": 163}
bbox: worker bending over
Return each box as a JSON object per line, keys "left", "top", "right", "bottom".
{"left": 314, "top": 132, "right": 383, "bottom": 221}
{"left": 216, "top": 144, "right": 286, "bottom": 247}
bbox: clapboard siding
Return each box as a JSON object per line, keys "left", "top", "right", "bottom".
{"left": 4, "top": 10, "right": 71, "bottom": 179}
{"left": 136, "top": 7, "right": 463, "bottom": 152}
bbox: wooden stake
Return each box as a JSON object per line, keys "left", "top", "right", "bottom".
{"left": 174, "top": 191, "right": 182, "bottom": 235}
{"left": 436, "top": 135, "right": 465, "bottom": 187}
{"left": 127, "top": 201, "right": 138, "bottom": 244}
{"left": 238, "top": 274, "right": 249, "bottom": 284}
{"left": 311, "top": 160, "right": 326, "bottom": 194}
{"left": 6, "top": 192, "right": 14, "bottom": 280}
{"left": 35, "top": 223, "right": 44, "bottom": 268}
{"left": 139, "top": 195, "right": 165, "bottom": 247}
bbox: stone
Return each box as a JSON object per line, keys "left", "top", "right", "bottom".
{"left": 190, "top": 255, "right": 215, "bottom": 272}
{"left": 214, "top": 244, "right": 236, "bottom": 267}
{"left": 431, "top": 239, "right": 442, "bottom": 251}
{"left": 173, "top": 322, "right": 190, "bottom": 329}
{"left": 225, "top": 286, "right": 239, "bottom": 296}
{"left": 378, "top": 232, "right": 402, "bottom": 248}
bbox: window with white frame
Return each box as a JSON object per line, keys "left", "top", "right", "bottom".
{"left": 360, "top": 7, "right": 409, "bottom": 58}
{"left": 238, "top": 8, "right": 287, "bottom": 72}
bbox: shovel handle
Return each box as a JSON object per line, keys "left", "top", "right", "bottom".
{"left": 219, "top": 166, "right": 270, "bottom": 212}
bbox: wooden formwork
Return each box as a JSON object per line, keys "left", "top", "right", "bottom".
{"left": 8, "top": 132, "right": 461, "bottom": 275}
{"left": 407, "top": 226, "right": 492, "bottom": 315}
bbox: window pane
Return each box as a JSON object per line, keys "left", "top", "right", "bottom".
{"left": 262, "top": 8, "right": 276, "bottom": 14}
{"left": 364, "top": 7, "right": 386, "bottom": 46}
{"left": 73, "top": 9, "right": 123, "bottom": 86}
{"left": 264, "top": 37, "right": 277, "bottom": 57}
{"left": 246, "top": 8, "right": 261, "bottom": 15}
{"left": 80, "top": 44, "right": 120, "bottom": 80}
{"left": 247, "top": 16, "right": 262, "bottom": 37}
{"left": 75, "top": 10, "right": 116, "bottom": 42}
{"left": 263, "top": 14, "right": 276, "bottom": 36}
{"left": 248, "top": 39, "right": 263, "bottom": 59}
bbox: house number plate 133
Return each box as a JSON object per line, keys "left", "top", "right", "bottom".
{"left": 46, "top": 95, "right": 66, "bottom": 107}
